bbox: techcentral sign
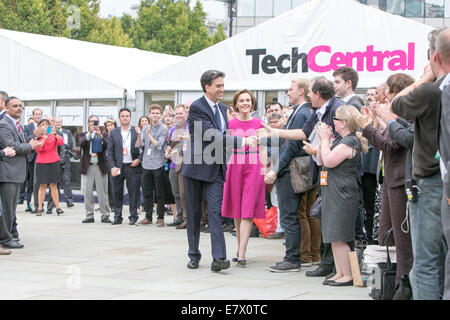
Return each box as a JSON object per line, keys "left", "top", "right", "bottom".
{"left": 246, "top": 43, "right": 415, "bottom": 74}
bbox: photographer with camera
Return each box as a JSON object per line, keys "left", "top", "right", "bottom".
{"left": 78, "top": 115, "right": 111, "bottom": 224}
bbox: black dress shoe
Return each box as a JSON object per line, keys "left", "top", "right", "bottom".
{"left": 305, "top": 266, "right": 334, "bottom": 277}
{"left": 82, "top": 218, "right": 95, "bottom": 223}
{"left": 211, "top": 258, "right": 230, "bottom": 272}
{"left": 129, "top": 219, "right": 137, "bottom": 225}
{"left": 101, "top": 217, "right": 112, "bottom": 223}
{"left": 328, "top": 279, "right": 353, "bottom": 286}
{"left": 67, "top": 202, "right": 74, "bottom": 208}
{"left": 167, "top": 220, "right": 183, "bottom": 227}
{"left": 2, "top": 240, "right": 24, "bottom": 249}
{"left": 31, "top": 208, "right": 38, "bottom": 214}
{"left": 187, "top": 260, "right": 200, "bottom": 269}
{"left": 111, "top": 220, "right": 123, "bottom": 225}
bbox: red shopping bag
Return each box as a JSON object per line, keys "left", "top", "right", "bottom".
{"left": 253, "top": 206, "right": 278, "bottom": 238}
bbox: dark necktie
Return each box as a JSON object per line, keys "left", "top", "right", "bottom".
{"left": 214, "top": 104, "right": 223, "bottom": 132}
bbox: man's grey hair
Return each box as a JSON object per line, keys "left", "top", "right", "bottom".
{"left": 436, "top": 28, "right": 450, "bottom": 63}
{"left": 0, "top": 91, "right": 9, "bottom": 104}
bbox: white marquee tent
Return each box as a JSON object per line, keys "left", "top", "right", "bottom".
{"left": 135, "top": 0, "right": 434, "bottom": 110}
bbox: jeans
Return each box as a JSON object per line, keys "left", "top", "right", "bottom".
{"left": 275, "top": 172, "right": 303, "bottom": 263}
{"left": 409, "top": 172, "right": 447, "bottom": 300}
{"left": 442, "top": 181, "right": 450, "bottom": 300}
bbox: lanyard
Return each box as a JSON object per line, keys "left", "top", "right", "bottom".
{"left": 121, "top": 129, "right": 131, "bottom": 148}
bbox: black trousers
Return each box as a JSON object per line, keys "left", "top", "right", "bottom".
{"left": 184, "top": 174, "right": 226, "bottom": 261}
{"left": 111, "top": 164, "right": 141, "bottom": 222}
{"left": 362, "top": 173, "right": 378, "bottom": 241}
{"left": 141, "top": 166, "right": 166, "bottom": 221}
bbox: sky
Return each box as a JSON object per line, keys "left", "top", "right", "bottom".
{"left": 99, "top": 0, "right": 226, "bottom": 20}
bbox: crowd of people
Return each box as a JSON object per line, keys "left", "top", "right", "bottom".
{"left": 0, "top": 28, "right": 449, "bottom": 300}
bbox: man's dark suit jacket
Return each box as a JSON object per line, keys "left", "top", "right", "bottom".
{"left": 181, "top": 96, "right": 242, "bottom": 183}
{"left": 24, "top": 122, "right": 37, "bottom": 163}
{"left": 107, "top": 126, "right": 142, "bottom": 171}
{"left": 301, "top": 96, "right": 344, "bottom": 184}
{"left": 275, "top": 102, "right": 312, "bottom": 177}
{"left": 78, "top": 131, "right": 109, "bottom": 175}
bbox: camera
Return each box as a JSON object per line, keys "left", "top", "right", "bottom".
{"left": 405, "top": 179, "right": 418, "bottom": 203}
{"left": 93, "top": 120, "right": 99, "bottom": 126}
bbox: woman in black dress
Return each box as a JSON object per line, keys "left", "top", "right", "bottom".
{"left": 316, "top": 105, "right": 368, "bottom": 286}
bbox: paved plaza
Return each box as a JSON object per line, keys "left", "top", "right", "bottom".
{"left": 0, "top": 203, "right": 371, "bottom": 300}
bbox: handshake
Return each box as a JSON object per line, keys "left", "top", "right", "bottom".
{"left": 244, "top": 122, "right": 276, "bottom": 147}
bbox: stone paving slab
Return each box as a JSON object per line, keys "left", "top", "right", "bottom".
{"left": 0, "top": 203, "right": 372, "bottom": 300}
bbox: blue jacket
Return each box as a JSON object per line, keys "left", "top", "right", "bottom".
{"left": 181, "top": 95, "right": 242, "bottom": 183}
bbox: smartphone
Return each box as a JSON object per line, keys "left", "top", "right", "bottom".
{"left": 93, "top": 120, "right": 99, "bottom": 126}
{"left": 47, "top": 126, "right": 51, "bottom": 135}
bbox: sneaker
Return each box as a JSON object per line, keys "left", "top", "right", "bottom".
{"left": 268, "top": 260, "right": 301, "bottom": 272}
{"left": 167, "top": 220, "right": 183, "bottom": 227}
{"left": 300, "top": 260, "right": 312, "bottom": 267}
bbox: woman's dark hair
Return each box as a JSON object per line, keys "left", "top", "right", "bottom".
{"left": 232, "top": 89, "right": 257, "bottom": 113}
{"left": 38, "top": 119, "right": 50, "bottom": 126}
{"left": 138, "top": 115, "right": 150, "bottom": 128}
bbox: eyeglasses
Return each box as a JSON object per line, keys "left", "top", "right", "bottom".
{"left": 11, "top": 104, "right": 24, "bottom": 109}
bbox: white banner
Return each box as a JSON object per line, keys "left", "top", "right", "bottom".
{"left": 56, "top": 106, "right": 84, "bottom": 126}
{"left": 89, "top": 106, "right": 118, "bottom": 126}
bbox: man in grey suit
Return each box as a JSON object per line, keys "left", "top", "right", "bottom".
{"left": 0, "top": 97, "right": 40, "bottom": 249}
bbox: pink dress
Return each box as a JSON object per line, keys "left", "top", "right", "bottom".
{"left": 222, "top": 118, "right": 265, "bottom": 219}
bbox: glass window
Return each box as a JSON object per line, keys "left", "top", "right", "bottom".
{"left": 385, "top": 0, "right": 405, "bottom": 15}
{"left": 274, "top": 0, "right": 292, "bottom": 16}
{"left": 292, "top": 0, "right": 309, "bottom": 8}
{"left": 237, "top": 0, "right": 255, "bottom": 16}
{"left": 23, "top": 101, "right": 52, "bottom": 123}
{"left": 445, "top": 0, "right": 450, "bottom": 17}
{"left": 405, "top": 0, "right": 424, "bottom": 17}
{"left": 426, "top": 0, "right": 444, "bottom": 17}
{"left": 255, "top": 0, "right": 273, "bottom": 16}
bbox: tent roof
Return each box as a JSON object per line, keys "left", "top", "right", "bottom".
{"left": 0, "top": 29, "right": 185, "bottom": 100}
{"left": 136, "top": 0, "right": 434, "bottom": 92}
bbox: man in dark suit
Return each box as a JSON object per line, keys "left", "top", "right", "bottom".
{"left": 53, "top": 117, "right": 75, "bottom": 207}
{"left": 0, "top": 97, "right": 40, "bottom": 249}
{"left": 22, "top": 108, "right": 43, "bottom": 213}
{"left": 264, "top": 78, "right": 313, "bottom": 272}
{"left": 181, "top": 70, "right": 256, "bottom": 272}
{"left": 107, "top": 107, "right": 142, "bottom": 225}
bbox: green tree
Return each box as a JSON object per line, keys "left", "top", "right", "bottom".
{"left": 129, "top": 0, "right": 226, "bottom": 56}
{"left": 212, "top": 23, "right": 227, "bottom": 45}
{"left": 0, "top": 0, "right": 67, "bottom": 36}
{"left": 64, "top": 0, "right": 132, "bottom": 47}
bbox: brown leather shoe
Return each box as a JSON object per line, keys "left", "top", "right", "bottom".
{"left": 156, "top": 219, "right": 165, "bottom": 227}
{"left": 136, "top": 218, "right": 152, "bottom": 226}
{"left": 0, "top": 246, "right": 11, "bottom": 255}
{"left": 176, "top": 221, "right": 187, "bottom": 229}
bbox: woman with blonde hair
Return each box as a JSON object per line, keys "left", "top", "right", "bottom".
{"left": 316, "top": 104, "right": 367, "bottom": 286}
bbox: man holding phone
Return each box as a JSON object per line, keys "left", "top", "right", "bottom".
{"left": 78, "top": 115, "right": 111, "bottom": 223}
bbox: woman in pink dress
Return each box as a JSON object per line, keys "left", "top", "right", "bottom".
{"left": 222, "top": 89, "right": 267, "bottom": 266}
